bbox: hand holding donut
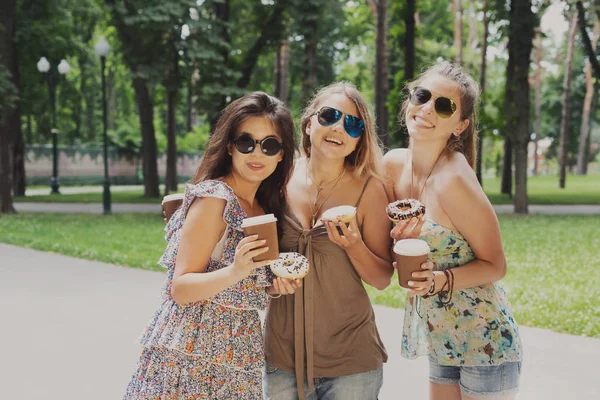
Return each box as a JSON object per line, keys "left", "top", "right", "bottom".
{"left": 267, "top": 277, "right": 303, "bottom": 297}
{"left": 231, "top": 235, "right": 272, "bottom": 278}
{"left": 387, "top": 199, "right": 426, "bottom": 241}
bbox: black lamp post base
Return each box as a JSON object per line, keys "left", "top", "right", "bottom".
{"left": 50, "top": 177, "right": 60, "bottom": 194}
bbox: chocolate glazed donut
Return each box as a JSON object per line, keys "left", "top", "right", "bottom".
{"left": 386, "top": 199, "right": 426, "bottom": 222}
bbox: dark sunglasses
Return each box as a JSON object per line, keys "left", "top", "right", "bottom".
{"left": 313, "top": 106, "right": 364, "bottom": 138}
{"left": 409, "top": 86, "right": 457, "bottom": 119}
{"left": 232, "top": 133, "right": 283, "bottom": 157}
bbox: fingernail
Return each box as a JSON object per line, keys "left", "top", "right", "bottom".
{"left": 408, "top": 281, "right": 414, "bottom": 287}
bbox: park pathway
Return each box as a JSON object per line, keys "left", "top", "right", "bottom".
{"left": 1, "top": 243, "right": 598, "bottom": 399}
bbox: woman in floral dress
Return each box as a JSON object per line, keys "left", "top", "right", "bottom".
{"left": 384, "top": 62, "right": 523, "bottom": 399}
{"left": 123, "top": 92, "right": 300, "bottom": 399}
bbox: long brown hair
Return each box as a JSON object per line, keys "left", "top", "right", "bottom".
{"left": 300, "top": 82, "right": 383, "bottom": 178}
{"left": 400, "top": 61, "right": 480, "bottom": 169}
{"left": 192, "top": 92, "right": 296, "bottom": 236}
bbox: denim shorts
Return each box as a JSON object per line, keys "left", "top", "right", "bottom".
{"left": 429, "top": 357, "right": 522, "bottom": 399}
{"left": 263, "top": 364, "right": 383, "bottom": 400}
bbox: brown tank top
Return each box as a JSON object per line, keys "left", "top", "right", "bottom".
{"left": 264, "top": 178, "right": 387, "bottom": 399}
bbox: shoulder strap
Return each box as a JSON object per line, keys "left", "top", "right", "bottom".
{"left": 354, "top": 176, "right": 372, "bottom": 208}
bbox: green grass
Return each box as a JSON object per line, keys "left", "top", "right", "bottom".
{"left": 14, "top": 174, "right": 600, "bottom": 205}
{"left": 483, "top": 174, "right": 600, "bottom": 204}
{"left": 0, "top": 213, "right": 165, "bottom": 271}
{"left": 1, "top": 213, "right": 598, "bottom": 337}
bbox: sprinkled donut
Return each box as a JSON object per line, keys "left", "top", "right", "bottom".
{"left": 270, "top": 252, "right": 310, "bottom": 279}
{"left": 386, "top": 199, "right": 425, "bottom": 222}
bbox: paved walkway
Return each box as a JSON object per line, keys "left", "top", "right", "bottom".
{"left": 13, "top": 201, "right": 600, "bottom": 215}
{"left": 24, "top": 184, "right": 166, "bottom": 196}
{"left": 1, "top": 243, "right": 598, "bottom": 399}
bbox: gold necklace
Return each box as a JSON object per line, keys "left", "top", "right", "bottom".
{"left": 307, "top": 164, "right": 346, "bottom": 207}
{"left": 410, "top": 150, "right": 444, "bottom": 201}
{"left": 305, "top": 162, "right": 346, "bottom": 227}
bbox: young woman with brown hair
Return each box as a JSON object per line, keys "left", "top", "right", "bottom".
{"left": 124, "top": 92, "right": 301, "bottom": 399}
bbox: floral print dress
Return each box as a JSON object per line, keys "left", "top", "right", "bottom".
{"left": 123, "top": 180, "right": 272, "bottom": 399}
{"left": 401, "top": 220, "right": 523, "bottom": 366}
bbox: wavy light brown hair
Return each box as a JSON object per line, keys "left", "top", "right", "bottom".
{"left": 300, "top": 82, "right": 384, "bottom": 178}
{"left": 400, "top": 61, "right": 480, "bottom": 169}
{"left": 192, "top": 92, "right": 296, "bottom": 237}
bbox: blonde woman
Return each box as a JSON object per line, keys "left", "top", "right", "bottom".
{"left": 263, "top": 82, "right": 432, "bottom": 400}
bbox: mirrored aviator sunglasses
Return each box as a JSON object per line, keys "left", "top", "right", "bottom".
{"left": 315, "top": 106, "right": 364, "bottom": 138}
{"left": 232, "top": 133, "right": 283, "bottom": 157}
{"left": 409, "top": 86, "right": 457, "bottom": 119}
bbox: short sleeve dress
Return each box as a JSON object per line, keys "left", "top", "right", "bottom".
{"left": 123, "top": 180, "right": 273, "bottom": 399}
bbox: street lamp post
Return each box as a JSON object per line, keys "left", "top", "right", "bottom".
{"left": 95, "top": 36, "right": 111, "bottom": 215}
{"left": 37, "top": 57, "right": 70, "bottom": 194}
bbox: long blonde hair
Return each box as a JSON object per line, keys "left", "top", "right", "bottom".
{"left": 400, "top": 61, "right": 480, "bottom": 169}
{"left": 300, "top": 82, "right": 384, "bottom": 178}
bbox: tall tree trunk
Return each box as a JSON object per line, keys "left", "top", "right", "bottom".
{"left": 374, "top": 0, "right": 389, "bottom": 147}
{"left": 165, "top": 41, "right": 179, "bottom": 194}
{"left": 576, "top": 1, "right": 600, "bottom": 80}
{"left": 74, "top": 59, "right": 85, "bottom": 140}
{"left": 11, "top": 32, "right": 24, "bottom": 196}
{"left": 209, "top": 0, "right": 230, "bottom": 132}
{"left": 467, "top": 0, "right": 478, "bottom": 50}
{"left": 133, "top": 77, "right": 160, "bottom": 198}
{"left": 558, "top": 10, "right": 578, "bottom": 189}
{"left": 401, "top": 0, "right": 416, "bottom": 148}
{"left": 165, "top": 87, "right": 177, "bottom": 193}
{"left": 404, "top": 0, "right": 415, "bottom": 82}
{"left": 186, "top": 76, "right": 193, "bottom": 133}
{"left": 532, "top": 28, "right": 543, "bottom": 176}
{"left": 13, "top": 123, "right": 25, "bottom": 196}
{"left": 476, "top": 0, "right": 489, "bottom": 185}
{"left": 500, "top": 137, "right": 512, "bottom": 196}
{"left": 0, "top": 0, "right": 17, "bottom": 213}
{"left": 576, "top": 20, "right": 599, "bottom": 175}
{"left": 300, "top": 5, "right": 319, "bottom": 108}
{"left": 274, "top": 39, "right": 290, "bottom": 104}
{"left": 582, "top": 95, "right": 594, "bottom": 175}
{"left": 26, "top": 113, "right": 31, "bottom": 144}
{"left": 453, "top": 0, "right": 463, "bottom": 65}
{"left": 81, "top": 63, "right": 96, "bottom": 141}
{"left": 506, "top": 0, "right": 535, "bottom": 213}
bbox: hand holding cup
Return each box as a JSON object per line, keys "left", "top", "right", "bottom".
{"left": 393, "top": 238, "right": 431, "bottom": 289}
{"left": 232, "top": 235, "right": 272, "bottom": 278}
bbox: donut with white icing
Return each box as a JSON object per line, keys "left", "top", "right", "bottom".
{"left": 386, "top": 199, "right": 425, "bottom": 222}
{"left": 321, "top": 205, "right": 356, "bottom": 223}
{"left": 270, "top": 252, "right": 309, "bottom": 279}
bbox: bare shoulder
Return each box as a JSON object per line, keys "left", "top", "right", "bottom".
{"left": 186, "top": 196, "right": 228, "bottom": 227}
{"left": 434, "top": 152, "right": 487, "bottom": 208}
{"left": 360, "top": 176, "right": 387, "bottom": 206}
{"left": 382, "top": 148, "right": 408, "bottom": 175}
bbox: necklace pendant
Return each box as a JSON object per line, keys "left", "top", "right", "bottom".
{"left": 311, "top": 216, "right": 315, "bottom": 227}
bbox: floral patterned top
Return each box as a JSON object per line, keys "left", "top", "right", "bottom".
{"left": 401, "top": 219, "right": 523, "bottom": 366}
{"left": 127, "top": 180, "right": 273, "bottom": 398}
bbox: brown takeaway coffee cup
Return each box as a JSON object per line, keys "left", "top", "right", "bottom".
{"left": 162, "top": 193, "right": 184, "bottom": 221}
{"left": 393, "top": 239, "right": 430, "bottom": 288}
{"left": 241, "top": 214, "right": 279, "bottom": 262}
